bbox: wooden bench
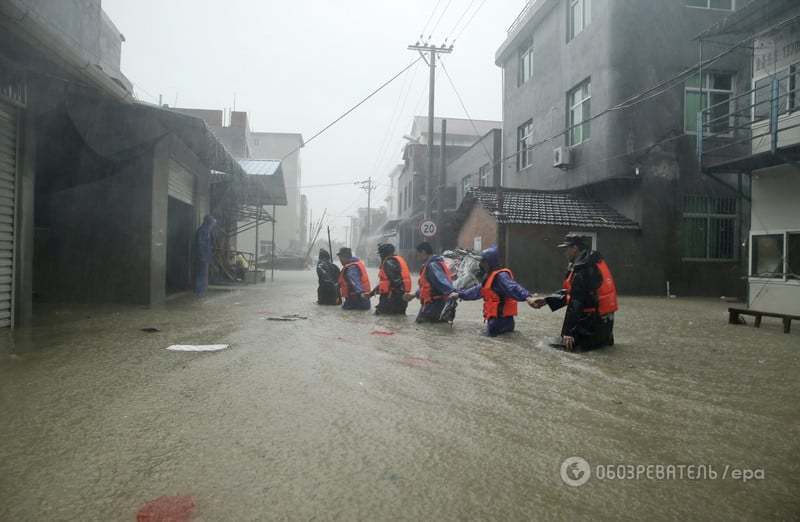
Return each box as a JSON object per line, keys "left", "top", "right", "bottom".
{"left": 729, "top": 307, "right": 799, "bottom": 334}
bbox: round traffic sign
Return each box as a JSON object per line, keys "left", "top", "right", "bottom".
{"left": 420, "top": 220, "right": 437, "bottom": 238}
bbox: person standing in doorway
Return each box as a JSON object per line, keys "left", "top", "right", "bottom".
{"left": 194, "top": 215, "right": 216, "bottom": 297}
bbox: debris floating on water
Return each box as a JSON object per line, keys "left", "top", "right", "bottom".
{"left": 141, "top": 327, "right": 161, "bottom": 333}
{"left": 264, "top": 313, "right": 308, "bottom": 322}
{"left": 166, "top": 345, "right": 229, "bottom": 352}
{"left": 370, "top": 330, "right": 395, "bottom": 336}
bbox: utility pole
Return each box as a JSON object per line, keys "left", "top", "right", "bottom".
{"left": 408, "top": 41, "right": 453, "bottom": 221}
{"left": 437, "top": 118, "right": 447, "bottom": 251}
{"left": 270, "top": 204, "right": 276, "bottom": 282}
{"left": 355, "top": 177, "right": 377, "bottom": 243}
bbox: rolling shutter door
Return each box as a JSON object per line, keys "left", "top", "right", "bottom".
{"left": 0, "top": 104, "right": 18, "bottom": 328}
{"left": 168, "top": 160, "right": 195, "bottom": 205}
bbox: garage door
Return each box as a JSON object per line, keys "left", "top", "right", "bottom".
{"left": 168, "top": 160, "right": 195, "bottom": 205}
{"left": 0, "top": 103, "right": 18, "bottom": 328}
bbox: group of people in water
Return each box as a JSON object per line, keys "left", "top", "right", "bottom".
{"left": 315, "top": 233, "right": 618, "bottom": 351}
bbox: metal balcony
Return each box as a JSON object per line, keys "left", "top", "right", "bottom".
{"left": 699, "top": 71, "right": 800, "bottom": 174}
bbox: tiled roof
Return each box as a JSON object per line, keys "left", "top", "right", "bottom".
{"left": 468, "top": 188, "right": 640, "bottom": 230}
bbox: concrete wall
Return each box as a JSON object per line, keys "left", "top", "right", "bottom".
{"left": 447, "top": 129, "right": 501, "bottom": 209}
{"left": 247, "top": 132, "right": 303, "bottom": 253}
{"left": 749, "top": 164, "right": 800, "bottom": 315}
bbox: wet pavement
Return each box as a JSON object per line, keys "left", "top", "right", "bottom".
{"left": 1, "top": 270, "right": 799, "bottom": 521}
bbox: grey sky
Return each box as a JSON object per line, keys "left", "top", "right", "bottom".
{"left": 103, "top": 0, "right": 524, "bottom": 241}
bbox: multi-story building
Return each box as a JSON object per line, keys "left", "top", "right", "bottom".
{"left": 174, "top": 109, "right": 306, "bottom": 255}
{"left": 394, "top": 116, "right": 500, "bottom": 267}
{"left": 485, "top": 0, "right": 750, "bottom": 295}
{"left": 697, "top": 0, "right": 800, "bottom": 315}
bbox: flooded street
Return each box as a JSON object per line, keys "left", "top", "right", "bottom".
{"left": 1, "top": 270, "right": 799, "bottom": 521}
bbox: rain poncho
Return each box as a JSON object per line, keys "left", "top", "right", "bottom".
{"left": 316, "top": 250, "right": 340, "bottom": 306}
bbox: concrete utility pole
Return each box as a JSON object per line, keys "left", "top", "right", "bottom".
{"left": 356, "top": 177, "right": 377, "bottom": 241}
{"left": 437, "top": 118, "right": 447, "bottom": 251}
{"left": 408, "top": 41, "right": 453, "bottom": 221}
{"left": 270, "top": 204, "right": 276, "bottom": 282}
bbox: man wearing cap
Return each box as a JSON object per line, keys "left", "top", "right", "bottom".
{"left": 336, "top": 247, "right": 371, "bottom": 311}
{"left": 404, "top": 242, "right": 458, "bottom": 323}
{"left": 457, "top": 245, "right": 538, "bottom": 337}
{"left": 533, "top": 233, "right": 618, "bottom": 351}
{"left": 370, "top": 243, "right": 412, "bottom": 315}
{"left": 316, "top": 249, "right": 341, "bottom": 306}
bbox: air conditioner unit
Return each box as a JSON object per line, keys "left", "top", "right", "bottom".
{"left": 553, "top": 146, "right": 571, "bottom": 168}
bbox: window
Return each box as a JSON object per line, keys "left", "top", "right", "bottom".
{"left": 751, "top": 235, "right": 784, "bottom": 278}
{"left": 751, "top": 232, "right": 800, "bottom": 280}
{"left": 479, "top": 164, "right": 492, "bottom": 187}
{"left": 681, "top": 195, "right": 737, "bottom": 260}
{"left": 461, "top": 175, "right": 473, "bottom": 198}
{"left": 568, "top": 80, "right": 591, "bottom": 146}
{"left": 517, "top": 120, "right": 534, "bottom": 171}
{"left": 787, "top": 233, "right": 800, "bottom": 280}
{"left": 684, "top": 72, "right": 734, "bottom": 134}
{"left": 518, "top": 38, "right": 533, "bottom": 86}
{"left": 686, "top": 0, "right": 734, "bottom": 10}
{"left": 753, "top": 66, "right": 798, "bottom": 122}
{"left": 568, "top": 0, "right": 591, "bottom": 41}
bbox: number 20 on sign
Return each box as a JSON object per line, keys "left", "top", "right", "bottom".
{"left": 420, "top": 220, "right": 437, "bottom": 238}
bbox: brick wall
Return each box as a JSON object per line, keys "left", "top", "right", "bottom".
{"left": 457, "top": 204, "right": 497, "bottom": 252}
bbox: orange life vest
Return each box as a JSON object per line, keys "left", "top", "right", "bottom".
{"left": 338, "top": 259, "right": 371, "bottom": 299}
{"left": 418, "top": 258, "right": 453, "bottom": 305}
{"left": 563, "top": 259, "right": 618, "bottom": 316}
{"left": 378, "top": 255, "right": 412, "bottom": 295}
{"left": 481, "top": 269, "right": 519, "bottom": 320}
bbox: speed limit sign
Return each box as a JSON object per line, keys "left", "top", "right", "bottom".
{"left": 420, "top": 220, "right": 437, "bottom": 238}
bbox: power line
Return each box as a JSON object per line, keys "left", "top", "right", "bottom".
{"left": 279, "top": 57, "right": 422, "bottom": 162}
{"left": 453, "top": 0, "right": 488, "bottom": 42}
{"left": 446, "top": 0, "right": 479, "bottom": 40}
{"left": 419, "top": 0, "right": 445, "bottom": 39}
{"left": 429, "top": 0, "right": 455, "bottom": 38}
{"left": 439, "top": 59, "right": 494, "bottom": 164}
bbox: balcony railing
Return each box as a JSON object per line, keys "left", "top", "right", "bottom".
{"left": 699, "top": 71, "right": 800, "bottom": 171}
{"left": 508, "top": 0, "right": 540, "bottom": 35}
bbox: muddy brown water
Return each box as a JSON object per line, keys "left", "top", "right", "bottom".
{"left": 1, "top": 270, "right": 798, "bottom": 521}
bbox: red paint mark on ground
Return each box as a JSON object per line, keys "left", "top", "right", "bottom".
{"left": 371, "top": 330, "right": 395, "bottom": 336}
{"left": 136, "top": 496, "right": 196, "bottom": 522}
{"left": 401, "top": 357, "right": 435, "bottom": 368}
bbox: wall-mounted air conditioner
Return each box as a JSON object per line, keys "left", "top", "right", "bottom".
{"left": 553, "top": 146, "right": 571, "bottom": 168}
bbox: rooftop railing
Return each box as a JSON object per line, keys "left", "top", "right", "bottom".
{"left": 508, "top": 0, "right": 540, "bottom": 35}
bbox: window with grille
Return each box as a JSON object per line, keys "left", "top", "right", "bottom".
{"left": 681, "top": 194, "right": 737, "bottom": 261}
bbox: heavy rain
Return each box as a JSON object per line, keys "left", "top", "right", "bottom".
{"left": 1, "top": 0, "right": 799, "bottom": 520}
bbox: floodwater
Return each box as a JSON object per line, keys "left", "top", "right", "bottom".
{"left": 0, "top": 270, "right": 798, "bottom": 521}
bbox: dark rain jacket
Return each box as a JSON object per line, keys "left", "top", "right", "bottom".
{"left": 316, "top": 260, "right": 340, "bottom": 305}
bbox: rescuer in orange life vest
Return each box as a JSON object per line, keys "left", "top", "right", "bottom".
{"left": 456, "top": 244, "right": 538, "bottom": 337}
{"left": 533, "top": 233, "right": 618, "bottom": 351}
{"left": 336, "top": 247, "right": 371, "bottom": 311}
{"left": 403, "top": 242, "right": 458, "bottom": 323}
{"left": 369, "top": 243, "right": 412, "bottom": 315}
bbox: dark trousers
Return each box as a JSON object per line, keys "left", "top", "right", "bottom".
{"left": 487, "top": 316, "right": 516, "bottom": 337}
{"left": 375, "top": 293, "right": 408, "bottom": 315}
{"left": 195, "top": 261, "right": 209, "bottom": 297}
